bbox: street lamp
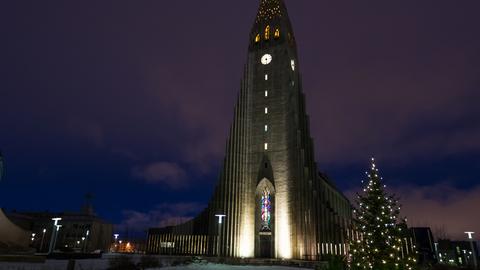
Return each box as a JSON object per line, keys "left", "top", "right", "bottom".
{"left": 81, "top": 237, "right": 85, "bottom": 250}
{"left": 465, "top": 232, "right": 478, "bottom": 269}
{"left": 83, "top": 230, "right": 89, "bottom": 253}
{"left": 40, "top": 228, "right": 46, "bottom": 253}
{"left": 215, "top": 214, "right": 226, "bottom": 224}
{"left": 48, "top": 218, "right": 62, "bottom": 254}
{"left": 52, "top": 224, "right": 62, "bottom": 253}
{"left": 113, "top": 234, "right": 120, "bottom": 253}
{"left": 215, "top": 214, "right": 226, "bottom": 257}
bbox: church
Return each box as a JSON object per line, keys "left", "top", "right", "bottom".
{"left": 147, "top": 0, "right": 353, "bottom": 260}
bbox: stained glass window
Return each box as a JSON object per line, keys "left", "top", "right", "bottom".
{"left": 261, "top": 188, "right": 271, "bottom": 231}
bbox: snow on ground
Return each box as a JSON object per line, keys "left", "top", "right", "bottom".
{"left": 0, "top": 260, "right": 68, "bottom": 270}
{"left": 159, "top": 263, "right": 309, "bottom": 270}
{"left": 0, "top": 261, "right": 311, "bottom": 270}
{"left": 0, "top": 255, "right": 314, "bottom": 270}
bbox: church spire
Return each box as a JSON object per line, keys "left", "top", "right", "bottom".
{"left": 251, "top": 0, "right": 296, "bottom": 49}
{"left": 255, "top": 0, "right": 287, "bottom": 24}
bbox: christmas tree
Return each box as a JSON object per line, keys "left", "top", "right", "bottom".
{"left": 349, "top": 158, "right": 417, "bottom": 270}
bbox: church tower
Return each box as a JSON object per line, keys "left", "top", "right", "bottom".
{"left": 147, "top": 0, "right": 353, "bottom": 260}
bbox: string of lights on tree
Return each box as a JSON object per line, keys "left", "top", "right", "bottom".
{"left": 349, "top": 158, "right": 417, "bottom": 270}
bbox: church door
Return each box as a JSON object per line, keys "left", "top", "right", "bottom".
{"left": 259, "top": 234, "right": 272, "bottom": 258}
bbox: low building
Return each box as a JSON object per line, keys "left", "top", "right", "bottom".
{"left": 410, "top": 227, "right": 437, "bottom": 266}
{"left": 436, "top": 239, "right": 478, "bottom": 268}
{"left": 7, "top": 209, "right": 113, "bottom": 253}
{"left": 110, "top": 239, "right": 146, "bottom": 254}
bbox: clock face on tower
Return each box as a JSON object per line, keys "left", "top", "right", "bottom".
{"left": 261, "top": 54, "right": 272, "bottom": 65}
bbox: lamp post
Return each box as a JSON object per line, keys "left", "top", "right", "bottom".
{"left": 31, "top": 233, "right": 36, "bottom": 249}
{"left": 114, "top": 234, "right": 119, "bottom": 253}
{"left": 86, "top": 229, "right": 89, "bottom": 249}
{"left": 53, "top": 225, "right": 62, "bottom": 252}
{"left": 83, "top": 229, "right": 89, "bottom": 253}
{"left": 465, "top": 232, "right": 478, "bottom": 269}
{"left": 48, "top": 218, "right": 62, "bottom": 254}
{"left": 40, "top": 228, "right": 46, "bottom": 253}
{"left": 215, "top": 214, "right": 226, "bottom": 257}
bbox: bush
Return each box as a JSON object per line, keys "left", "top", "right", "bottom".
{"left": 138, "top": 256, "right": 161, "bottom": 269}
{"left": 108, "top": 256, "right": 137, "bottom": 270}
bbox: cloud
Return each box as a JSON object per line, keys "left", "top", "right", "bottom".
{"left": 117, "top": 202, "right": 206, "bottom": 235}
{"left": 346, "top": 183, "right": 480, "bottom": 240}
{"left": 51, "top": 2, "right": 480, "bottom": 180}
{"left": 308, "top": 70, "right": 480, "bottom": 167}
{"left": 395, "top": 184, "right": 480, "bottom": 240}
{"left": 144, "top": 66, "right": 231, "bottom": 173}
{"left": 132, "top": 162, "right": 188, "bottom": 189}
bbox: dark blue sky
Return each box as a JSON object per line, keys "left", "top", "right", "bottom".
{"left": 1, "top": 0, "right": 479, "bottom": 240}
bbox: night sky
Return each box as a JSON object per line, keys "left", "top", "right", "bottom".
{"left": 1, "top": 1, "right": 479, "bottom": 240}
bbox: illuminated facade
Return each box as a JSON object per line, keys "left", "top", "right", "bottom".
{"left": 147, "top": 0, "right": 353, "bottom": 260}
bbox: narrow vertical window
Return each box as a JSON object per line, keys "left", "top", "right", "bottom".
{"left": 265, "top": 125, "right": 268, "bottom": 132}
{"left": 265, "top": 90, "right": 268, "bottom": 97}
{"left": 265, "top": 107, "right": 268, "bottom": 114}
{"left": 264, "top": 25, "right": 270, "bottom": 40}
{"left": 265, "top": 74, "right": 268, "bottom": 80}
{"left": 260, "top": 188, "right": 271, "bottom": 231}
{"left": 264, "top": 143, "right": 268, "bottom": 150}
